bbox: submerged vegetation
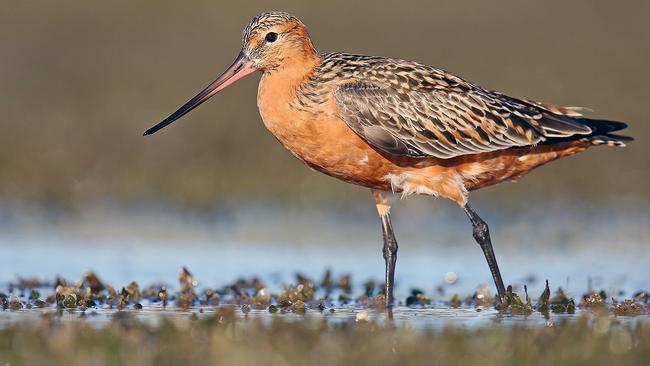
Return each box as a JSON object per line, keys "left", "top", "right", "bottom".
{"left": 1, "top": 268, "right": 648, "bottom": 316}
{"left": 0, "top": 264, "right": 647, "bottom": 366}
{"left": 1, "top": 268, "right": 649, "bottom": 365}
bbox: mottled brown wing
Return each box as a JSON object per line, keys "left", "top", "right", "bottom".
{"left": 334, "top": 81, "right": 592, "bottom": 159}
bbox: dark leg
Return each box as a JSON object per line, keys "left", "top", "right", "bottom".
{"left": 372, "top": 190, "right": 398, "bottom": 307}
{"left": 463, "top": 203, "right": 506, "bottom": 302}
{"left": 380, "top": 210, "right": 398, "bottom": 306}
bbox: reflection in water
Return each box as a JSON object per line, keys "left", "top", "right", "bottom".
{"left": 1, "top": 303, "right": 647, "bottom": 331}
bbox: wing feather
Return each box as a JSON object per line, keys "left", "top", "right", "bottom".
{"left": 334, "top": 77, "right": 593, "bottom": 159}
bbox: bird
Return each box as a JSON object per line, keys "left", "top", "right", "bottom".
{"left": 144, "top": 11, "right": 631, "bottom": 307}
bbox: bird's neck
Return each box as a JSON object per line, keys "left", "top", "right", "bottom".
{"left": 261, "top": 49, "right": 320, "bottom": 92}
{"left": 257, "top": 48, "right": 324, "bottom": 147}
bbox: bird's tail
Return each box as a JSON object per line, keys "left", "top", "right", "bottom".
{"left": 576, "top": 118, "right": 627, "bottom": 134}
{"left": 576, "top": 118, "right": 633, "bottom": 147}
{"left": 541, "top": 118, "right": 633, "bottom": 147}
{"left": 588, "top": 134, "right": 633, "bottom": 147}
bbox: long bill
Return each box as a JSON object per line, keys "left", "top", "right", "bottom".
{"left": 143, "top": 51, "right": 257, "bottom": 136}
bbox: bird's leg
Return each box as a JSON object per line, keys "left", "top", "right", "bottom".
{"left": 463, "top": 203, "right": 506, "bottom": 304}
{"left": 372, "top": 190, "right": 398, "bottom": 307}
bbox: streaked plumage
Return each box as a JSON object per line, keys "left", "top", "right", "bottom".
{"left": 294, "top": 52, "right": 627, "bottom": 159}
{"left": 145, "top": 11, "right": 632, "bottom": 307}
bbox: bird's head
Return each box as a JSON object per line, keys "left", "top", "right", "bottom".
{"left": 143, "top": 11, "right": 315, "bottom": 136}
{"left": 241, "top": 11, "right": 316, "bottom": 72}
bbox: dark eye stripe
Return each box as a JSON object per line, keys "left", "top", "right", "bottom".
{"left": 265, "top": 32, "right": 278, "bottom": 43}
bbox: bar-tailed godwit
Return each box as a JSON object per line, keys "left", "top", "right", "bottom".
{"left": 144, "top": 11, "right": 631, "bottom": 306}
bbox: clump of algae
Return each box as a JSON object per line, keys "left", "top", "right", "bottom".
{"left": 537, "top": 280, "right": 551, "bottom": 313}
{"left": 117, "top": 281, "right": 141, "bottom": 310}
{"left": 449, "top": 294, "right": 462, "bottom": 308}
{"left": 580, "top": 289, "right": 608, "bottom": 315}
{"left": 547, "top": 284, "right": 575, "bottom": 314}
{"left": 177, "top": 267, "right": 197, "bottom": 309}
{"left": 466, "top": 284, "right": 495, "bottom": 307}
{"left": 611, "top": 298, "right": 646, "bottom": 316}
{"left": 501, "top": 285, "right": 533, "bottom": 315}
{"left": 83, "top": 271, "right": 105, "bottom": 295}
{"left": 251, "top": 288, "right": 270, "bottom": 309}
{"left": 405, "top": 288, "right": 431, "bottom": 306}
{"left": 4, "top": 267, "right": 649, "bottom": 323}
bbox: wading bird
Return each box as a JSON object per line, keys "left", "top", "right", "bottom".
{"left": 144, "top": 11, "right": 631, "bottom": 306}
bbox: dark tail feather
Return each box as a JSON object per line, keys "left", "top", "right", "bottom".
{"left": 578, "top": 118, "right": 633, "bottom": 147}
{"left": 541, "top": 118, "right": 632, "bottom": 146}
{"left": 575, "top": 118, "right": 628, "bottom": 135}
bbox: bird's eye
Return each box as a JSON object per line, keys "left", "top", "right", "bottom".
{"left": 265, "top": 32, "right": 278, "bottom": 43}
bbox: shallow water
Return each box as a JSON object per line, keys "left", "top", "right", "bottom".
{"left": 1, "top": 203, "right": 648, "bottom": 329}
{"left": 2, "top": 302, "right": 649, "bottom": 331}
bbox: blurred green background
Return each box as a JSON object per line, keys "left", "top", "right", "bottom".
{"left": 1, "top": 0, "right": 648, "bottom": 209}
